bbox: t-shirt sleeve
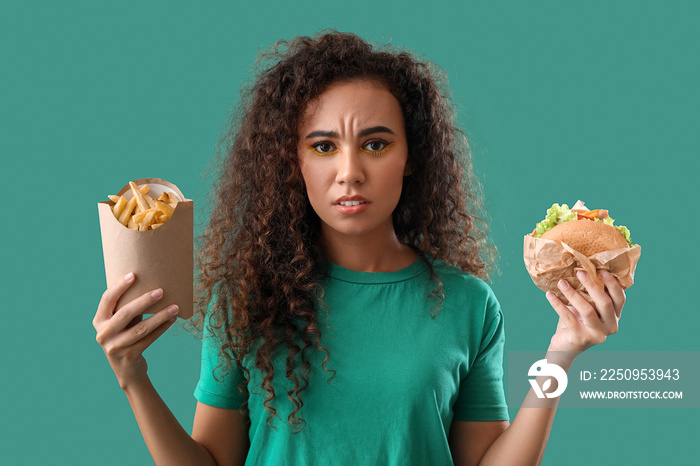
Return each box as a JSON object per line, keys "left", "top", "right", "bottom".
{"left": 193, "top": 325, "right": 248, "bottom": 410}
{"left": 453, "top": 287, "right": 509, "bottom": 421}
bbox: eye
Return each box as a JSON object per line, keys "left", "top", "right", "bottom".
{"left": 308, "top": 142, "right": 339, "bottom": 156}
{"left": 361, "top": 139, "right": 395, "bottom": 155}
{"left": 364, "top": 140, "right": 387, "bottom": 151}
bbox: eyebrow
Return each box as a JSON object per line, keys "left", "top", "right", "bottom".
{"left": 305, "top": 125, "right": 395, "bottom": 139}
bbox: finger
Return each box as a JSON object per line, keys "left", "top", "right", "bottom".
{"left": 556, "top": 278, "right": 605, "bottom": 331}
{"left": 555, "top": 316, "right": 567, "bottom": 331}
{"left": 111, "top": 305, "right": 179, "bottom": 349}
{"left": 546, "top": 292, "right": 583, "bottom": 332}
{"left": 131, "top": 314, "right": 178, "bottom": 354}
{"left": 125, "top": 314, "right": 143, "bottom": 330}
{"left": 555, "top": 305, "right": 584, "bottom": 331}
{"left": 104, "top": 288, "right": 165, "bottom": 336}
{"left": 566, "top": 305, "right": 584, "bottom": 322}
{"left": 600, "top": 270, "right": 626, "bottom": 319}
{"left": 576, "top": 270, "right": 616, "bottom": 325}
{"left": 94, "top": 272, "right": 136, "bottom": 326}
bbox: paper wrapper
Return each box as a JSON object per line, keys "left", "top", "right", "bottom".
{"left": 523, "top": 234, "right": 641, "bottom": 305}
{"left": 97, "top": 178, "right": 193, "bottom": 319}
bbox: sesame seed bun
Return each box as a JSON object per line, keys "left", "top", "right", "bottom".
{"left": 540, "top": 219, "right": 629, "bottom": 256}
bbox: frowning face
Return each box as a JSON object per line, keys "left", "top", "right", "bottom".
{"left": 297, "top": 80, "right": 411, "bottom": 241}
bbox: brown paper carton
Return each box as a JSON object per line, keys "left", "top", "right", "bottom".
{"left": 97, "top": 178, "right": 193, "bottom": 319}
{"left": 523, "top": 234, "right": 641, "bottom": 306}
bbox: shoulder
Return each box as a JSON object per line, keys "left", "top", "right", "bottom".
{"left": 427, "top": 259, "right": 502, "bottom": 322}
{"left": 429, "top": 260, "right": 496, "bottom": 300}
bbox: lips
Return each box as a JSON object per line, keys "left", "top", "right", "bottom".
{"left": 333, "top": 195, "right": 370, "bottom": 214}
{"left": 334, "top": 195, "right": 369, "bottom": 206}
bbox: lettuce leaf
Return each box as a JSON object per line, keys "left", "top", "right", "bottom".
{"left": 533, "top": 203, "right": 578, "bottom": 237}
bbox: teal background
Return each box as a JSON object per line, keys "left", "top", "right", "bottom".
{"left": 2, "top": 1, "right": 697, "bottom": 464}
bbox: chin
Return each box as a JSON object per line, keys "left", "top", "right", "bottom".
{"left": 321, "top": 218, "right": 384, "bottom": 238}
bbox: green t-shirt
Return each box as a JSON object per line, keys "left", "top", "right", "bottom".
{"left": 194, "top": 257, "right": 509, "bottom": 465}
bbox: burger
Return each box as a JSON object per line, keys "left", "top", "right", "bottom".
{"left": 524, "top": 200, "right": 640, "bottom": 301}
{"left": 531, "top": 200, "right": 634, "bottom": 255}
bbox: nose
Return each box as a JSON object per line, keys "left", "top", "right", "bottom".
{"left": 335, "top": 149, "right": 365, "bottom": 185}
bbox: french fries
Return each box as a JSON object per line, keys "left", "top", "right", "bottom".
{"left": 108, "top": 181, "right": 180, "bottom": 231}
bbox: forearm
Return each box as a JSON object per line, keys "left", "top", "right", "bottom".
{"left": 123, "top": 377, "right": 218, "bottom": 466}
{"left": 478, "top": 351, "right": 577, "bottom": 466}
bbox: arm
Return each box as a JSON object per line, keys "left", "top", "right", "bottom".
{"left": 192, "top": 402, "right": 251, "bottom": 466}
{"left": 123, "top": 378, "right": 219, "bottom": 465}
{"left": 450, "top": 270, "right": 625, "bottom": 466}
{"left": 449, "top": 420, "right": 509, "bottom": 466}
{"left": 450, "top": 352, "right": 574, "bottom": 466}
{"left": 93, "top": 273, "right": 249, "bottom": 465}
{"left": 124, "top": 381, "right": 250, "bottom": 466}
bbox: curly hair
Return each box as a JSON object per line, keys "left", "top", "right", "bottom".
{"left": 190, "top": 29, "right": 498, "bottom": 431}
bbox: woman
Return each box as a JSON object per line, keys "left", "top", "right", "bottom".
{"left": 93, "top": 30, "right": 625, "bottom": 465}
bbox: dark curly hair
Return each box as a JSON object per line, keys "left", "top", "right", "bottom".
{"left": 189, "top": 29, "right": 497, "bottom": 431}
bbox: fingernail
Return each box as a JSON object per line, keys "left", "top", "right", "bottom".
{"left": 167, "top": 305, "right": 179, "bottom": 315}
{"left": 151, "top": 288, "right": 163, "bottom": 299}
{"left": 124, "top": 272, "right": 135, "bottom": 282}
{"left": 577, "top": 270, "right": 588, "bottom": 281}
{"left": 602, "top": 270, "right": 612, "bottom": 280}
{"left": 558, "top": 279, "right": 569, "bottom": 290}
{"left": 546, "top": 291, "right": 554, "bottom": 299}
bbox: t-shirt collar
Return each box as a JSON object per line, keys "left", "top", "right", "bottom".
{"left": 325, "top": 256, "right": 429, "bottom": 284}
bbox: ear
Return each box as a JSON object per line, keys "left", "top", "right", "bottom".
{"left": 403, "top": 162, "right": 414, "bottom": 176}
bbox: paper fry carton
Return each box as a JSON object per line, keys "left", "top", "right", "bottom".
{"left": 97, "top": 178, "right": 193, "bottom": 319}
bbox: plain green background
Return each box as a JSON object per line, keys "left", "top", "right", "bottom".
{"left": 2, "top": 1, "right": 697, "bottom": 464}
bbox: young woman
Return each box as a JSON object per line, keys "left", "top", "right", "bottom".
{"left": 93, "top": 30, "right": 625, "bottom": 465}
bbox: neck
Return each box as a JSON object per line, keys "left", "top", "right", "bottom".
{"left": 320, "top": 221, "right": 418, "bottom": 273}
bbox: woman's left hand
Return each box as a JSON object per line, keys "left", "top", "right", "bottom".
{"left": 546, "top": 270, "right": 626, "bottom": 353}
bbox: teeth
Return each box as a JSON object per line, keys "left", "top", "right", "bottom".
{"left": 339, "top": 201, "right": 365, "bottom": 206}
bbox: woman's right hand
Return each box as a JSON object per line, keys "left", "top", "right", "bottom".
{"left": 93, "top": 272, "right": 180, "bottom": 390}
